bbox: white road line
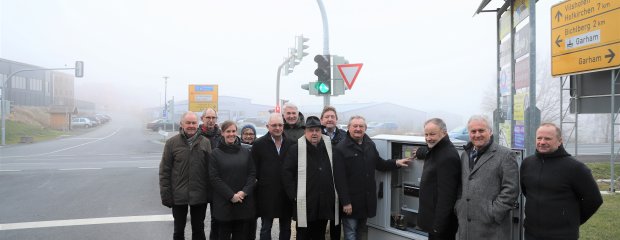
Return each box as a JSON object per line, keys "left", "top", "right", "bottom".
{"left": 58, "top": 168, "right": 102, "bottom": 171}
{"left": 0, "top": 129, "right": 121, "bottom": 159}
{"left": 0, "top": 214, "right": 173, "bottom": 231}
{"left": 0, "top": 169, "right": 21, "bottom": 172}
{"left": 138, "top": 166, "right": 157, "bottom": 169}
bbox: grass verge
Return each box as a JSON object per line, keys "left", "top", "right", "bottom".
{"left": 5, "top": 120, "right": 65, "bottom": 144}
{"left": 580, "top": 193, "right": 619, "bottom": 240}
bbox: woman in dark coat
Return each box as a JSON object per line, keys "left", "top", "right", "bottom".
{"left": 209, "top": 120, "right": 256, "bottom": 240}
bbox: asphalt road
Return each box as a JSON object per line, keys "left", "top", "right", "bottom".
{"left": 0, "top": 113, "right": 180, "bottom": 240}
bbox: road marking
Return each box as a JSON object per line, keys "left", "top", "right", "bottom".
{"left": 0, "top": 169, "right": 21, "bottom": 172}
{"left": 138, "top": 166, "right": 157, "bottom": 169}
{"left": 58, "top": 168, "right": 102, "bottom": 171}
{"left": 0, "top": 129, "right": 121, "bottom": 159}
{"left": 0, "top": 214, "right": 173, "bottom": 231}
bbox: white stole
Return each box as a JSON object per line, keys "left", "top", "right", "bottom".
{"left": 296, "top": 135, "right": 339, "bottom": 227}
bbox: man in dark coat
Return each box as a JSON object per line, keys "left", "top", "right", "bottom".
{"left": 200, "top": 108, "right": 222, "bottom": 150}
{"left": 319, "top": 106, "right": 346, "bottom": 239}
{"left": 283, "top": 116, "right": 339, "bottom": 240}
{"left": 252, "top": 113, "right": 294, "bottom": 240}
{"left": 199, "top": 107, "right": 221, "bottom": 240}
{"left": 159, "top": 111, "right": 212, "bottom": 240}
{"left": 417, "top": 118, "right": 460, "bottom": 240}
{"left": 320, "top": 106, "right": 347, "bottom": 145}
{"left": 333, "top": 115, "right": 411, "bottom": 240}
{"left": 521, "top": 123, "right": 602, "bottom": 240}
{"left": 283, "top": 102, "right": 305, "bottom": 141}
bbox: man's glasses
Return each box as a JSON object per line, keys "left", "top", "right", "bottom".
{"left": 203, "top": 116, "right": 217, "bottom": 120}
{"left": 243, "top": 133, "right": 255, "bottom": 136}
{"left": 269, "top": 124, "right": 284, "bottom": 128}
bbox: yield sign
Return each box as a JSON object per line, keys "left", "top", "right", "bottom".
{"left": 337, "top": 63, "right": 363, "bottom": 90}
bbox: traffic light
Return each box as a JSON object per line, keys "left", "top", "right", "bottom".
{"left": 75, "top": 61, "right": 84, "bottom": 78}
{"left": 295, "top": 35, "right": 309, "bottom": 60}
{"left": 314, "top": 54, "right": 331, "bottom": 95}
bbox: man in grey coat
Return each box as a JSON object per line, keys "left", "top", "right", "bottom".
{"left": 455, "top": 115, "right": 519, "bottom": 240}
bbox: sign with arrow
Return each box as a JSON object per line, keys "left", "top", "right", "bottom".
{"left": 551, "top": 0, "right": 620, "bottom": 76}
{"left": 337, "top": 63, "right": 363, "bottom": 90}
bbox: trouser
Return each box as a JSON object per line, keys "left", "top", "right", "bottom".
{"left": 259, "top": 217, "right": 291, "bottom": 240}
{"left": 172, "top": 203, "right": 207, "bottom": 240}
{"left": 341, "top": 218, "right": 367, "bottom": 240}
{"left": 248, "top": 217, "right": 258, "bottom": 240}
{"left": 329, "top": 219, "right": 341, "bottom": 240}
{"left": 296, "top": 219, "right": 328, "bottom": 240}
{"left": 218, "top": 219, "right": 252, "bottom": 240}
{"left": 209, "top": 214, "right": 219, "bottom": 240}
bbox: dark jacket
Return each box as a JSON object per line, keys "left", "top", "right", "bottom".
{"left": 284, "top": 112, "right": 305, "bottom": 141}
{"left": 283, "top": 138, "right": 336, "bottom": 222}
{"left": 199, "top": 123, "right": 222, "bottom": 150}
{"left": 209, "top": 136, "right": 256, "bottom": 221}
{"left": 323, "top": 127, "right": 347, "bottom": 145}
{"left": 333, "top": 133, "right": 399, "bottom": 219}
{"left": 417, "top": 135, "right": 461, "bottom": 237}
{"left": 521, "top": 145, "right": 603, "bottom": 240}
{"left": 159, "top": 131, "right": 212, "bottom": 206}
{"left": 251, "top": 132, "right": 294, "bottom": 218}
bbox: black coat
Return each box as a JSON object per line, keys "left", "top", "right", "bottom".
{"left": 333, "top": 133, "right": 399, "bottom": 219}
{"left": 209, "top": 137, "right": 256, "bottom": 221}
{"left": 521, "top": 145, "right": 603, "bottom": 240}
{"left": 282, "top": 139, "right": 336, "bottom": 221}
{"left": 417, "top": 135, "right": 461, "bottom": 236}
{"left": 251, "top": 132, "right": 294, "bottom": 218}
{"left": 323, "top": 127, "right": 347, "bottom": 145}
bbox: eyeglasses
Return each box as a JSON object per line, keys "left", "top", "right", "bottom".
{"left": 269, "top": 124, "right": 284, "bottom": 128}
{"left": 243, "top": 133, "right": 255, "bottom": 136}
{"left": 203, "top": 116, "right": 217, "bottom": 120}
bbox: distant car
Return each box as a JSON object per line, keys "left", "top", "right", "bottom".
{"left": 448, "top": 126, "right": 469, "bottom": 141}
{"left": 71, "top": 117, "right": 93, "bottom": 128}
{"left": 146, "top": 119, "right": 179, "bottom": 132}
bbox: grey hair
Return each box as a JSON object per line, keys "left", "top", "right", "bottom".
{"left": 347, "top": 115, "right": 367, "bottom": 129}
{"left": 180, "top": 111, "right": 198, "bottom": 124}
{"left": 282, "top": 102, "right": 298, "bottom": 112}
{"left": 201, "top": 108, "right": 217, "bottom": 117}
{"left": 467, "top": 115, "right": 492, "bottom": 133}
{"left": 268, "top": 112, "right": 284, "bottom": 124}
{"left": 424, "top": 118, "right": 447, "bottom": 132}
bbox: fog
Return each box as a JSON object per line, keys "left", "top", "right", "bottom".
{"left": 0, "top": 0, "right": 564, "bottom": 122}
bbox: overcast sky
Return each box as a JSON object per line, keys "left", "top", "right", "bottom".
{"left": 0, "top": 0, "right": 562, "bottom": 118}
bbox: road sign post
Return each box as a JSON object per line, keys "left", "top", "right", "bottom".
{"left": 551, "top": 0, "right": 620, "bottom": 76}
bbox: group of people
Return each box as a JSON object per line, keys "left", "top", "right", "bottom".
{"left": 159, "top": 103, "right": 603, "bottom": 240}
{"left": 415, "top": 116, "right": 603, "bottom": 240}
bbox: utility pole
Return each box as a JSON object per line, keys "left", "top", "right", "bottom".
{"left": 315, "top": 0, "right": 330, "bottom": 107}
{"left": 163, "top": 76, "right": 169, "bottom": 134}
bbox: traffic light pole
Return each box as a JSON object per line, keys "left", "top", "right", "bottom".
{"left": 2, "top": 67, "right": 78, "bottom": 145}
{"left": 315, "top": 0, "right": 330, "bottom": 107}
{"left": 276, "top": 54, "right": 296, "bottom": 113}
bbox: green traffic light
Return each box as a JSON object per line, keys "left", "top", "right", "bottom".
{"left": 317, "top": 82, "right": 330, "bottom": 94}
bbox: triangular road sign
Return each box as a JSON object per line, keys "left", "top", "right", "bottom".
{"left": 337, "top": 63, "right": 363, "bottom": 90}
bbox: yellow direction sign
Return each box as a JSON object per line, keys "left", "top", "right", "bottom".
{"left": 188, "top": 84, "right": 218, "bottom": 112}
{"left": 551, "top": 0, "right": 620, "bottom": 76}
